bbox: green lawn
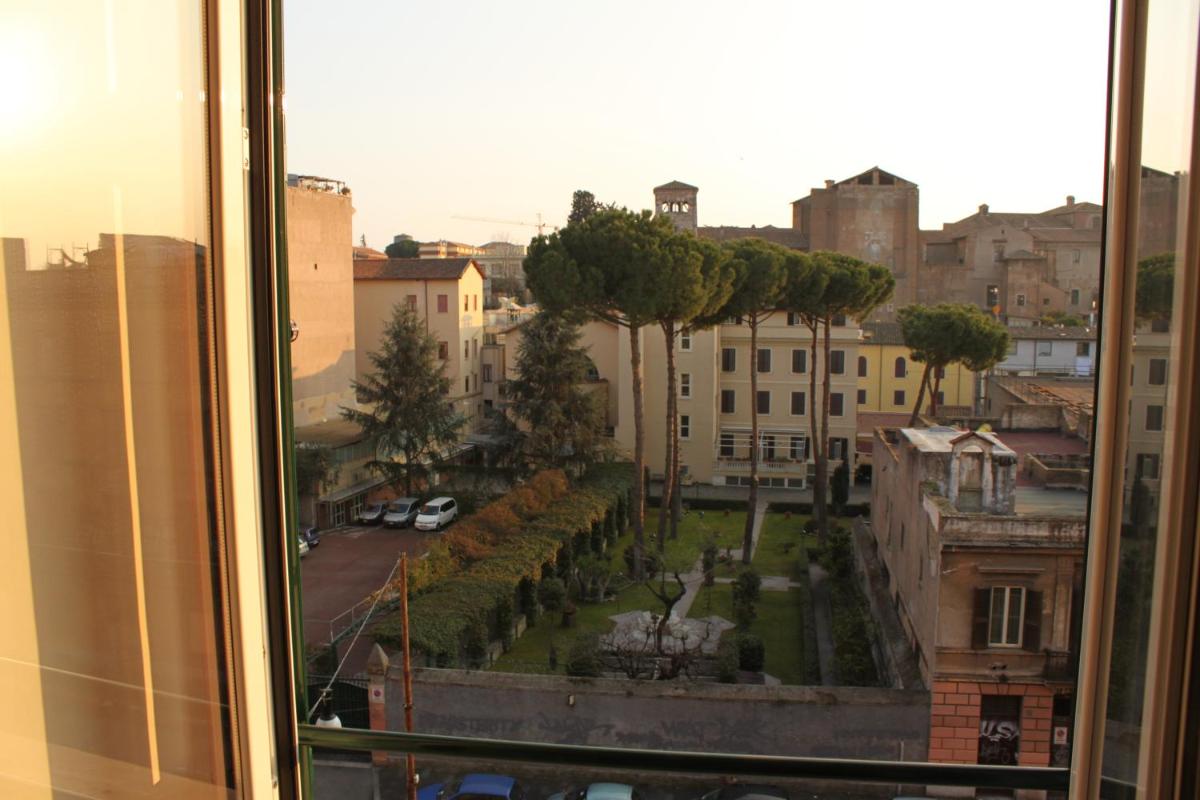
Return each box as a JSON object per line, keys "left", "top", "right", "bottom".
{"left": 686, "top": 582, "right": 808, "bottom": 685}
{"left": 491, "top": 511, "right": 738, "bottom": 674}
{"left": 753, "top": 513, "right": 817, "bottom": 578}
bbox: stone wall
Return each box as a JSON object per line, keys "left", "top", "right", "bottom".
{"left": 1024, "top": 453, "right": 1091, "bottom": 489}
{"left": 389, "top": 668, "right": 929, "bottom": 762}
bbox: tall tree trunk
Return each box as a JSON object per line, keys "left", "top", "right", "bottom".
{"left": 743, "top": 317, "right": 759, "bottom": 564}
{"left": 910, "top": 362, "right": 932, "bottom": 426}
{"left": 658, "top": 322, "right": 676, "bottom": 551}
{"left": 629, "top": 324, "right": 646, "bottom": 580}
{"left": 815, "top": 318, "right": 831, "bottom": 541}
{"left": 808, "top": 322, "right": 823, "bottom": 536}
{"left": 930, "top": 368, "right": 944, "bottom": 417}
{"left": 670, "top": 328, "right": 683, "bottom": 540}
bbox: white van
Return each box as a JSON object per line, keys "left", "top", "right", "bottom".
{"left": 414, "top": 497, "right": 458, "bottom": 531}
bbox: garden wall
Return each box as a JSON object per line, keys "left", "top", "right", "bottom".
{"left": 393, "top": 668, "right": 929, "bottom": 762}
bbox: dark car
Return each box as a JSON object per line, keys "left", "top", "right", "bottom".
{"left": 383, "top": 497, "right": 421, "bottom": 528}
{"left": 417, "top": 773, "right": 527, "bottom": 800}
{"left": 356, "top": 502, "right": 387, "bottom": 525}
{"left": 300, "top": 526, "right": 320, "bottom": 548}
{"left": 699, "top": 784, "right": 789, "bottom": 800}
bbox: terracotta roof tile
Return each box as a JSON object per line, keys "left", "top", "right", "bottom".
{"left": 353, "top": 258, "right": 482, "bottom": 281}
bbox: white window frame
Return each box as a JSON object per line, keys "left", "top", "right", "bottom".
{"left": 988, "top": 585, "right": 1026, "bottom": 648}
{"left": 679, "top": 331, "right": 692, "bottom": 352}
{"left": 679, "top": 414, "right": 691, "bottom": 440}
{"left": 680, "top": 372, "right": 692, "bottom": 399}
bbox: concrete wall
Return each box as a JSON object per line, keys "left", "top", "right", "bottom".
{"left": 396, "top": 669, "right": 929, "bottom": 761}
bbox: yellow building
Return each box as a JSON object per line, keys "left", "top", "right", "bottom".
{"left": 857, "top": 322, "right": 976, "bottom": 416}
{"left": 353, "top": 257, "right": 488, "bottom": 432}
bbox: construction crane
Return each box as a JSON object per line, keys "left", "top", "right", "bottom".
{"left": 450, "top": 212, "right": 555, "bottom": 236}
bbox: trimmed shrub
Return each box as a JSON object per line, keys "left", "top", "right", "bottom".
{"left": 716, "top": 638, "right": 739, "bottom": 683}
{"left": 373, "top": 464, "right": 633, "bottom": 664}
{"left": 732, "top": 568, "right": 761, "bottom": 628}
{"left": 537, "top": 577, "right": 567, "bottom": 613}
{"left": 565, "top": 633, "right": 604, "bottom": 677}
{"left": 736, "top": 633, "right": 765, "bottom": 672}
{"left": 464, "top": 621, "right": 489, "bottom": 668}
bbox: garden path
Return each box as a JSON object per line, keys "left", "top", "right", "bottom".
{"left": 674, "top": 498, "right": 768, "bottom": 618}
{"left": 807, "top": 561, "right": 837, "bottom": 686}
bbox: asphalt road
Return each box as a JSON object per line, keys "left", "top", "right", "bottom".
{"left": 301, "top": 524, "right": 434, "bottom": 675}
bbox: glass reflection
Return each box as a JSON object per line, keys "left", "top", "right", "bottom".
{"left": 0, "top": 0, "right": 235, "bottom": 797}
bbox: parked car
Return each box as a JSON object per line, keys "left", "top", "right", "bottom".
{"left": 383, "top": 497, "right": 421, "bottom": 529}
{"left": 548, "top": 783, "right": 642, "bottom": 800}
{"left": 417, "top": 773, "right": 527, "bottom": 800}
{"left": 297, "top": 536, "right": 310, "bottom": 559}
{"left": 699, "top": 784, "right": 789, "bottom": 800}
{"left": 414, "top": 496, "right": 458, "bottom": 531}
{"left": 356, "top": 502, "right": 387, "bottom": 525}
{"left": 300, "top": 525, "right": 321, "bottom": 548}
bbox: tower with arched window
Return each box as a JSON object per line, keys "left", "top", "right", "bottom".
{"left": 653, "top": 180, "right": 698, "bottom": 232}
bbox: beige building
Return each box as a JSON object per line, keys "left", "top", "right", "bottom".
{"left": 418, "top": 240, "right": 484, "bottom": 259}
{"left": 871, "top": 427, "right": 1085, "bottom": 771}
{"left": 475, "top": 241, "right": 528, "bottom": 292}
{"left": 354, "top": 257, "right": 488, "bottom": 432}
{"left": 286, "top": 181, "right": 357, "bottom": 429}
{"left": 494, "top": 312, "right": 860, "bottom": 489}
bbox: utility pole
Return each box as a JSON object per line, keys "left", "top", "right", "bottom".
{"left": 400, "top": 553, "right": 417, "bottom": 800}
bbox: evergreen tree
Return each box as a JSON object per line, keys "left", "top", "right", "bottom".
{"left": 898, "top": 303, "right": 1010, "bottom": 425}
{"left": 568, "top": 190, "right": 601, "bottom": 225}
{"left": 385, "top": 235, "right": 420, "bottom": 258}
{"left": 506, "top": 311, "right": 607, "bottom": 472}
{"left": 525, "top": 207, "right": 676, "bottom": 579}
{"left": 717, "top": 239, "right": 792, "bottom": 563}
{"left": 341, "top": 305, "right": 463, "bottom": 496}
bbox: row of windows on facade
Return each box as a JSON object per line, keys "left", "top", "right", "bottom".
{"left": 713, "top": 432, "right": 850, "bottom": 462}
{"left": 405, "top": 293, "right": 482, "bottom": 313}
{"left": 986, "top": 285, "right": 1091, "bottom": 309}
{"left": 719, "top": 347, "right": 938, "bottom": 380}
{"left": 707, "top": 386, "right": 944, "bottom": 415}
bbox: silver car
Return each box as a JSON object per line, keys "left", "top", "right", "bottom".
{"left": 383, "top": 497, "right": 421, "bottom": 528}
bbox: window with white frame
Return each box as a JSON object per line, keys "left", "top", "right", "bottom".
{"left": 679, "top": 414, "right": 690, "bottom": 439}
{"left": 680, "top": 372, "right": 691, "bottom": 398}
{"left": 680, "top": 331, "right": 692, "bottom": 351}
{"left": 989, "top": 586, "right": 1025, "bottom": 647}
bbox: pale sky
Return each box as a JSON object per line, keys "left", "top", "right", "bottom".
{"left": 283, "top": 0, "right": 1112, "bottom": 251}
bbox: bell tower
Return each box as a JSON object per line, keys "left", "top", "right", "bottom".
{"left": 653, "top": 180, "right": 698, "bottom": 232}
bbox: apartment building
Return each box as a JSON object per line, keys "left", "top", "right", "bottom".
{"left": 286, "top": 179, "right": 391, "bottom": 526}
{"left": 475, "top": 241, "right": 528, "bottom": 292}
{"left": 871, "top": 427, "right": 1086, "bottom": 771}
{"left": 353, "top": 257, "right": 488, "bottom": 432}
{"left": 857, "top": 322, "right": 976, "bottom": 416}
{"left": 495, "top": 312, "right": 860, "bottom": 489}
{"left": 1127, "top": 328, "right": 1170, "bottom": 504}
{"left": 992, "top": 327, "right": 1097, "bottom": 377}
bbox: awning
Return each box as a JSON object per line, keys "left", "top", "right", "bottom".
{"left": 317, "top": 475, "right": 389, "bottom": 505}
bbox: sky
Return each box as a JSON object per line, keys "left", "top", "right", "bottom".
{"left": 282, "top": 0, "right": 1112, "bottom": 251}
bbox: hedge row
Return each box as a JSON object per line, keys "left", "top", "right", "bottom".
{"left": 372, "top": 463, "right": 633, "bottom": 665}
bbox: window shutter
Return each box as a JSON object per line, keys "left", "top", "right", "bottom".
{"left": 972, "top": 588, "right": 990, "bottom": 649}
{"left": 1023, "top": 590, "right": 1043, "bottom": 651}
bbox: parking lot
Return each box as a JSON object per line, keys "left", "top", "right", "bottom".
{"left": 301, "top": 523, "right": 433, "bottom": 675}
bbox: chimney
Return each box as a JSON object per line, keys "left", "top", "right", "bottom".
{"left": 1067, "top": 195, "right": 1076, "bottom": 205}
{"left": 824, "top": 180, "right": 835, "bottom": 189}
{"left": 979, "top": 203, "right": 989, "bottom": 214}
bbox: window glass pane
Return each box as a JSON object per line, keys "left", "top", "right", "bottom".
{"left": 990, "top": 587, "right": 1006, "bottom": 644}
{"left": 1101, "top": 0, "right": 1200, "bottom": 787}
{"left": 0, "top": 0, "right": 237, "bottom": 794}
{"left": 285, "top": 0, "right": 1112, "bottom": 788}
{"left": 1008, "top": 587, "right": 1024, "bottom": 645}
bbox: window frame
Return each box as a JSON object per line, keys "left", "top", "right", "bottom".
{"left": 756, "top": 390, "right": 770, "bottom": 415}
{"left": 988, "top": 586, "right": 1026, "bottom": 648}
{"left": 757, "top": 347, "right": 772, "bottom": 374}
{"left": 720, "top": 389, "right": 735, "bottom": 414}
